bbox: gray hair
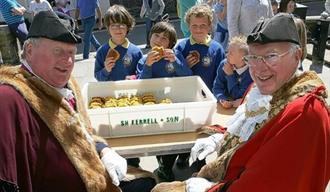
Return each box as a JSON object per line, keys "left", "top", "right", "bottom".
{"left": 21, "top": 38, "right": 42, "bottom": 59}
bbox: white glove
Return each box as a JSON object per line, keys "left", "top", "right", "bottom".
{"left": 185, "top": 177, "right": 215, "bottom": 192}
{"left": 190, "top": 133, "right": 224, "bottom": 163}
{"left": 101, "top": 148, "right": 127, "bottom": 186}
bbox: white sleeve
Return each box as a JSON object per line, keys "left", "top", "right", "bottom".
{"left": 158, "top": 0, "right": 165, "bottom": 15}
{"left": 140, "top": 0, "right": 146, "bottom": 18}
{"left": 29, "top": 2, "right": 35, "bottom": 13}
{"left": 267, "top": 0, "right": 274, "bottom": 18}
{"left": 45, "top": 1, "right": 52, "bottom": 10}
{"left": 227, "top": 0, "right": 242, "bottom": 39}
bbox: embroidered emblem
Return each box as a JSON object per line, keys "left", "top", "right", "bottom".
{"left": 165, "top": 62, "right": 175, "bottom": 73}
{"left": 123, "top": 54, "right": 132, "bottom": 67}
{"left": 202, "top": 55, "right": 212, "bottom": 67}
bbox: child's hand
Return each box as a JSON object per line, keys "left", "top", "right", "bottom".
{"left": 104, "top": 57, "right": 116, "bottom": 72}
{"left": 146, "top": 50, "right": 160, "bottom": 66}
{"left": 232, "top": 98, "right": 242, "bottom": 108}
{"left": 186, "top": 54, "right": 199, "bottom": 68}
{"left": 163, "top": 49, "right": 176, "bottom": 63}
{"left": 223, "top": 62, "right": 234, "bottom": 75}
{"left": 219, "top": 100, "right": 233, "bottom": 109}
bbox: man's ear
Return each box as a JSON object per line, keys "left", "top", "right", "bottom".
{"left": 24, "top": 43, "right": 33, "bottom": 62}
{"left": 295, "top": 47, "right": 303, "bottom": 61}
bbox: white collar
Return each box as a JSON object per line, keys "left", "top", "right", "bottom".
{"left": 226, "top": 86, "right": 272, "bottom": 141}
{"left": 21, "top": 60, "right": 74, "bottom": 100}
{"left": 235, "top": 64, "right": 249, "bottom": 75}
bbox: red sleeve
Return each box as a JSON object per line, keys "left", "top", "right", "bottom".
{"left": 227, "top": 96, "right": 330, "bottom": 192}
{"left": 0, "top": 85, "right": 20, "bottom": 184}
{"left": 0, "top": 85, "right": 35, "bottom": 190}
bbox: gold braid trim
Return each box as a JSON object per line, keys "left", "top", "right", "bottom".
{"left": 269, "top": 71, "right": 328, "bottom": 119}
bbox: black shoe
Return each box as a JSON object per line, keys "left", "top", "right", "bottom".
{"left": 153, "top": 168, "right": 175, "bottom": 182}
{"left": 176, "top": 156, "right": 189, "bottom": 168}
{"left": 145, "top": 45, "right": 151, "bottom": 49}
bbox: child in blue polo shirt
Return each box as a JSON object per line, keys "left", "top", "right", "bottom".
{"left": 137, "top": 21, "right": 192, "bottom": 182}
{"left": 94, "top": 4, "right": 142, "bottom": 168}
{"left": 172, "top": 3, "right": 226, "bottom": 177}
{"left": 213, "top": 35, "right": 253, "bottom": 109}
{"left": 175, "top": 4, "right": 226, "bottom": 92}
{"left": 94, "top": 4, "right": 143, "bottom": 82}
{"left": 137, "top": 21, "right": 192, "bottom": 79}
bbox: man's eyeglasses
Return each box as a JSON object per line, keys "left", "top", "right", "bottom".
{"left": 110, "top": 23, "right": 127, "bottom": 30}
{"left": 243, "top": 48, "right": 295, "bottom": 68}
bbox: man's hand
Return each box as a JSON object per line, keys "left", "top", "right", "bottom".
{"left": 101, "top": 148, "right": 127, "bottom": 186}
{"left": 190, "top": 133, "right": 224, "bottom": 163}
{"left": 185, "top": 177, "right": 215, "bottom": 192}
{"left": 11, "top": 7, "right": 26, "bottom": 16}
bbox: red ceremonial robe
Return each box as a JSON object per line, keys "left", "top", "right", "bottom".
{"left": 207, "top": 86, "right": 330, "bottom": 191}
{"left": 151, "top": 71, "right": 330, "bottom": 192}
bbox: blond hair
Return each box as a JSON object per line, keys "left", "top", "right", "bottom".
{"left": 229, "top": 35, "right": 249, "bottom": 55}
{"left": 185, "top": 4, "right": 213, "bottom": 25}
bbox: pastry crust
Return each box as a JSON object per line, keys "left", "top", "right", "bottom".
{"left": 152, "top": 46, "right": 165, "bottom": 58}
{"left": 107, "top": 48, "right": 120, "bottom": 61}
{"left": 189, "top": 50, "right": 200, "bottom": 62}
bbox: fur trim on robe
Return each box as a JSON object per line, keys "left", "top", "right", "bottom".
{"left": 0, "top": 65, "right": 119, "bottom": 192}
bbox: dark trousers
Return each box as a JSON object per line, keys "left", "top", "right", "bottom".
{"left": 120, "top": 177, "right": 156, "bottom": 192}
{"left": 8, "top": 21, "right": 28, "bottom": 46}
{"left": 156, "top": 152, "right": 205, "bottom": 181}
{"left": 127, "top": 158, "right": 140, "bottom": 168}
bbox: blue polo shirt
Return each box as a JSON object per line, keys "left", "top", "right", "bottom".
{"left": 76, "top": 0, "right": 99, "bottom": 19}
{"left": 0, "top": 0, "right": 24, "bottom": 25}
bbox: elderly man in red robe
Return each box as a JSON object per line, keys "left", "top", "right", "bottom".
{"left": 152, "top": 13, "right": 330, "bottom": 192}
{"left": 0, "top": 11, "right": 155, "bottom": 192}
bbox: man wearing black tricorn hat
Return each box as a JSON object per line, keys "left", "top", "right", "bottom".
{"left": 151, "top": 13, "right": 330, "bottom": 192}
{"left": 0, "top": 11, "right": 155, "bottom": 192}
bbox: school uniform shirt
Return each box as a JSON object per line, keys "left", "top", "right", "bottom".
{"left": 94, "top": 38, "right": 143, "bottom": 81}
{"left": 137, "top": 49, "right": 192, "bottom": 79}
{"left": 175, "top": 35, "right": 226, "bottom": 91}
{"left": 213, "top": 59, "right": 253, "bottom": 102}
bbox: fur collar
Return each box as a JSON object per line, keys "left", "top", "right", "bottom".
{"left": 0, "top": 65, "right": 119, "bottom": 192}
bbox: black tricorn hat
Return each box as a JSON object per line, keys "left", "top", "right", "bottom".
{"left": 28, "top": 11, "right": 81, "bottom": 44}
{"left": 247, "top": 13, "right": 300, "bottom": 46}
